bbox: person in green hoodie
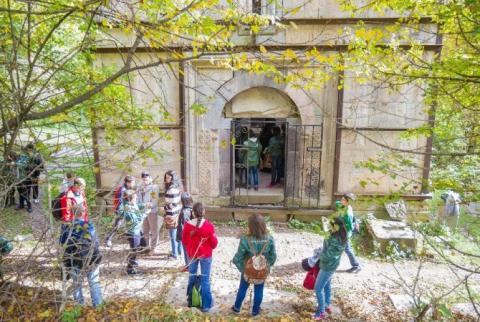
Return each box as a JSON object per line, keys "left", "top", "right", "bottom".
{"left": 231, "top": 214, "right": 276, "bottom": 317}
{"left": 242, "top": 130, "right": 262, "bottom": 191}
{"left": 312, "top": 217, "right": 347, "bottom": 320}
{"left": 117, "top": 189, "right": 150, "bottom": 275}
{"left": 335, "top": 193, "right": 361, "bottom": 273}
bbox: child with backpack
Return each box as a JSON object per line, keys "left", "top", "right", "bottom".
{"left": 182, "top": 202, "right": 218, "bottom": 312}
{"left": 336, "top": 193, "right": 361, "bottom": 273}
{"left": 312, "top": 217, "right": 348, "bottom": 320}
{"left": 231, "top": 214, "right": 276, "bottom": 317}
{"left": 177, "top": 192, "right": 193, "bottom": 268}
{"left": 104, "top": 175, "right": 135, "bottom": 247}
{"left": 164, "top": 170, "right": 183, "bottom": 259}
{"left": 118, "top": 189, "right": 150, "bottom": 275}
{"left": 62, "top": 204, "right": 103, "bottom": 307}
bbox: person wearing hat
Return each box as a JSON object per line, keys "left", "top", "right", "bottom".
{"left": 336, "top": 193, "right": 361, "bottom": 273}
{"left": 104, "top": 175, "right": 136, "bottom": 247}
{"left": 138, "top": 171, "right": 161, "bottom": 253}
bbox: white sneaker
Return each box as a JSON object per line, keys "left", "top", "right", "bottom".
{"left": 33, "top": 199, "right": 39, "bottom": 204}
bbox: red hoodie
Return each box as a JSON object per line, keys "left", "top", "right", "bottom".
{"left": 60, "top": 187, "right": 89, "bottom": 222}
{"left": 182, "top": 219, "right": 218, "bottom": 259}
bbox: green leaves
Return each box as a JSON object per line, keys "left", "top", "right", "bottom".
{"left": 189, "top": 103, "right": 208, "bottom": 116}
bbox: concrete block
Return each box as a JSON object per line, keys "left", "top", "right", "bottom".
{"left": 367, "top": 216, "right": 417, "bottom": 252}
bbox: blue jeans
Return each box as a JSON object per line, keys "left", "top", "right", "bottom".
{"left": 169, "top": 229, "right": 182, "bottom": 258}
{"left": 314, "top": 270, "right": 334, "bottom": 314}
{"left": 233, "top": 274, "right": 264, "bottom": 315}
{"left": 248, "top": 166, "right": 259, "bottom": 188}
{"left": 187, "top": 257, "right": 213, "bottom": 312}
{"left": 270, "top": 156, "right": 282, "bottom": 185}
{"left": 345, "top": 239, "right": 360, "bottom": 268}
{"left": 70, "top": 265, "right": 103, "bottom": 307}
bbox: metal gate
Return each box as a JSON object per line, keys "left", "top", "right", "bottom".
{"left": 230, "top": 120, "right": 324, "bottom": 208}
{"left": 284, "top": 124, "right": 324, "bottom": 208}
{"left": 230, "top": 119, "right": 287, "bottom": 206}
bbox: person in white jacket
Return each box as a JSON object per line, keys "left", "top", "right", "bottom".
{"left": 137, "top": 171, "right": 161, "bottom": 253}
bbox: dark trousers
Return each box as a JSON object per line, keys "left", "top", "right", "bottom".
{"left": 4, "top": 185, "right": 15, "bottom": 207}
{"left": 127, "top": 233, "right": 146, "bottom": 270}
{"left": 31, "top": 177, "right": 39, "bottom": 200}
{"left": 233, "top": 274, "right": 264, "bottom": 315}
{"left": 17, "top": 179, "right": 32, "bottom": 209}
{"left": 270, "top": 156, "right": 282, "bottom": 185}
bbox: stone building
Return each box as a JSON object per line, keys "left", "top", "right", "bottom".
{"left": 93, "top": 1, "right": 438, "bottom": 218}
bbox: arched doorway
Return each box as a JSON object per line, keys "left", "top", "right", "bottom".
{"left": 224, "top": 87, "right": 324, "bottom": 207}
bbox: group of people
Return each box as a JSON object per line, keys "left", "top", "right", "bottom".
{"left": 1, "top": 143, "right": 44, "bottom": 212}
{"left": 236, "top": 125, "right": 285, "bottom": 190}
{"left": 57, "top": 167, "right": 361, "bottom": 320}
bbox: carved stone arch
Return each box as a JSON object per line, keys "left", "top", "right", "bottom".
{"left": 213, "top": 73, "right": 317, "bottom": 123}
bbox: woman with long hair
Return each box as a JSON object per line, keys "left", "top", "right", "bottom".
{"left": 312, "top": 217, "right": 348, "bottom": 320}
{"left": 231, "top": 214, "right": 276, "bottom": 317}
{"left": 163, "top": 170, "right": 183, "bottom": 259}
{"left": 182, "top": 202, "right": 218, "bottom": 312}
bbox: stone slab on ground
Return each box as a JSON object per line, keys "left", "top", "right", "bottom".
{"left": 367, "top": 217, "right": 417, "bottom": 251}
{"left": 389, "top": 294, "right": 415, "bottom": 311}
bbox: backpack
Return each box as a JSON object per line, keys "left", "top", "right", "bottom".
{"left": 243, "top": 238, "right": 269, "bottom": 285}
{"left": 113, "top": 186, "right": 123, "bottom": 212}
{"left": 187, "top": 275, "right": 202, "bottom": 308}
{"left": 0, "top": 236, "right": 13, "bottom": 256}
{"left": 51, "top": 192, "right": 66, "bottom": 221}
{"left": 64, "top": 223, "right": 102, "bottom": 269}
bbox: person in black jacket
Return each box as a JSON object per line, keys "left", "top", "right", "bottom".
{"left": 62, "top": 204, "right": 103, "bottom": 307}
{"left": 177, "top": 192, "right": 193, "bottom": 268}
{"left": 25, "top": 143, "right": 44, "bottom": 204}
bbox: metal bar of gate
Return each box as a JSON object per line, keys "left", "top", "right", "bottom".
{"left": 317, "top": 124, "right": 324, "bottom": 208}
{"left": 283, "top": 122, "right": 289, "bottom": 208}
{"left": 292, "top": 125, "right": 298, "bottom": 206}
{"left": 308, "top": 125, "right": 315, "bottom": 208}
{"left": 231, "top": 121, "right": 236, "bottom": 206}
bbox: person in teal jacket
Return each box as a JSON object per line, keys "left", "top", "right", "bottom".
{"left": 242, "top": 130, "right": 262, "bottom": 190}
{"left": 312, "top": 217, "right": 347, "bottom": 320}
{"left": 117, "top": 189, "right": 150, "bottom": 275}
{"left": 231, "top": 214, "right": 276, "bottom": 317}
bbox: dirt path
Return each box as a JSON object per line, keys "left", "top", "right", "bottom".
{"left": 12, "top": 205, "right": 479, "bottom": 321}
{"left": 88, "top": 225, "right": 479, "bottom": 320}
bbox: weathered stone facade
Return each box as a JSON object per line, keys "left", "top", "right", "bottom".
{"left": 93, "top": 1, "right": 436, "bottom": 209}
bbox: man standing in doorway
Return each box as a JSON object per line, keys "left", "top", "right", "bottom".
{"left": 265, "top": 126, "right": 284, "bottom": 188}
{"left": 243, "top": 130, "right": 262, "bottom": 191}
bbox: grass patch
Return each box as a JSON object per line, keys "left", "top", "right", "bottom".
{"left": 458, "top": 211, "right": 480, "bottom": 240}
{"left": 0, "top": 208, "right": 33, "bottom": 238}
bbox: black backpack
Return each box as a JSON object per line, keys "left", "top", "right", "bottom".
{"left": 51, "top": 192, "right": 65, "bottom": 221}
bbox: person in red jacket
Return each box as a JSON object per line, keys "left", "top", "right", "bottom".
{"left": 60, "top": 177, "right": 89, "bottom": 222}
{"left": 182, "top": 202, "right": 218, "bottom": 312}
